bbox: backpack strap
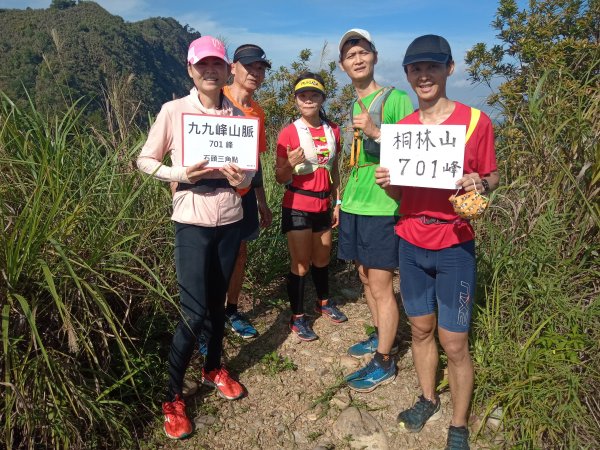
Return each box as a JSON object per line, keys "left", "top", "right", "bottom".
{"left": 376, "top": 86, "right": 394, "bottom": 124}
{"left": 466, "top": 107, "right": 481, "bottom": 143}
{"left": 348, "top": 87, "right": 395, "bottom": 166}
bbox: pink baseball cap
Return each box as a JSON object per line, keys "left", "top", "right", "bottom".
{"left": 187, "top": 36, "right": 230, "bottom": 65}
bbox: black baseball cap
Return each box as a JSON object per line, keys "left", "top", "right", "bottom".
{"left": 233, "top": 44, "right": 271, "bottom": 68}
{"left": 402, "top": 35, "right": 453, "bottom": 66}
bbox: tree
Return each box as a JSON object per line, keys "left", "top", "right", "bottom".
{"left": 256, "top": 47, "right": 353, "bottom": 131}
{"left": 466, "top": 0, "right": 599, "bottom": 187}
{"left": 50, "top": 0, "right": 77, "bottom": 9}
{"left": 464, "top": 2, "right": 599, "bottom": 448}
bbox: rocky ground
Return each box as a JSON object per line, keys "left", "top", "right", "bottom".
{"left": 148, "top": 265, "right": 500, "bottom": 450}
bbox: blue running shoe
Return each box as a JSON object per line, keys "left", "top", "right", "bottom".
{"left": 289, "top": 315, "right": 318, "bottom": 341}
{"left": 197, "top": 334, "right": 208, "bottom": 356}
{"left": 397, "top": 394, "right": 442, "bottom": 432}
{"left": 226, "top": 311, "right": 258, "bottom": 339}
{"left": 347, "top": 332, "right": 400, "bottom": 358}
{"left": 347, "top": 332, "right": 378, "bottom": 358}
{"left": 315, "top": 299, "right": 348, "bottom": 323}
{"left": 345, "top": 357, "right": 396, "bottom": 392}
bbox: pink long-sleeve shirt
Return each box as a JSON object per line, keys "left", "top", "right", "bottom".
{"left": 137, "top": 88, "right": 254, "bottom": 227}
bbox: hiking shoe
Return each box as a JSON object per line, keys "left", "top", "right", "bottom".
{"left": 289, "top": 315, "right": 318, "bottom": 341}
{"left": 197, "top": 334, "right": 208, "bottom": 356}
{"left": 202, "top": 365, "right": 245, "bottom": 400}
{"left": 345, "top": 357, "right": 396, "bottom": 392}
{"left": 226, "top": 311, "right": 258, "bottom": 339}
{"left": 315, "top": 299, "right": 348, "bottom": 323}
{"left": 445, "top": 425, "right": 470, "bottom": 450}
{"left": 397, "top": 394, "right": 442, "bottom": 432}
{"left": 162, "top": 395, "right": 192, "bottom": 439}
{"left": 347, "top": 332, "right": 399, "bottom": 358}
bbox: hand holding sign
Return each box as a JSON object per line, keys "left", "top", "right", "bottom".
{"left": 379, "top": 123, "right": 466, "bottom": 189}
{"left": 219, "top": 163, "right": 247, "bottom": 187}
{"left": 186, "top": 160, "right": 212, "bottom": 183}
{"left": 374, "top": 166, "right": 391, "bottom": 188}
{"left": 352, "top": 98, "right": 379, "bottom": 139}
{"left": 287, "top": 145, "right": 305, "bottom": 168}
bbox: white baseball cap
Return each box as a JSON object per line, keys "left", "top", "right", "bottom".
{"left": 338, "top": 28, "right": 376, "bottom": 55}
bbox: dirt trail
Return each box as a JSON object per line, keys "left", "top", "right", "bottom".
{"left": 154, "top": 266, "right": 488, "bottom": 449}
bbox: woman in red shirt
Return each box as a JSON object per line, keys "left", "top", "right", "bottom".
{"left": 275, "top": 72, "right": 347, "bottom": 341}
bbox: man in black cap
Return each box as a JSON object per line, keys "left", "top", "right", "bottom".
{"left": 220, "top": 44, "right": 273, "bottom": 339}
{"left": 375, "top": 34, "right": 499, "bottom": 450}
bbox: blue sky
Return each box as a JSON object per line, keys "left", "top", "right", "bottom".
{"left": 1, "top": 0, "right": 527, "bottom": 112}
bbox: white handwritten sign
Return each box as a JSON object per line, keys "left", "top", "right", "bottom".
{"left": 380, "top": 124, "right": 466, "bottom": 189}
{"left": 182, "top": 114, "right": 259, "bottom": 169}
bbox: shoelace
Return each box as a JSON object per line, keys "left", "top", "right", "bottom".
{"left": 354, "top": 359, "right": 377, "bottom": 378}
{"left": 165, "top": 398, "right": 186, "bottom": 415}
{"left": 296, "top": 320, "right": 312, "bottom": 334}
{"left": 408, "top": 396, "right": 436, "bottom": 419}
{"left": 215, "top": 367, "right": 232, "bottom": 383}
{"left": 447, "top": 427, "right": 469, "bottom": 449}
{"left": 361, "top": 333, "right": 377, "bottom": 347}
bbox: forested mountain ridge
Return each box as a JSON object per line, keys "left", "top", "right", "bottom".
{"left": 0, "top": 1, "right": 200, "bottom": 120}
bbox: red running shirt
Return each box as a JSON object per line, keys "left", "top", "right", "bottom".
{"left": 394, "top": 102, "right": 498, "bottom": 250}
{"left": 276, "top": 121, "right": 340, "bottom": 213}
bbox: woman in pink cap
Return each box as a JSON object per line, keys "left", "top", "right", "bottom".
{"left": 137, "top": 36, "right": 254, "bottom": 439}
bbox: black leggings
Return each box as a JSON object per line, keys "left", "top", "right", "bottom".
{"left": 167, "top": 221, "right": 241, "bottom": 401}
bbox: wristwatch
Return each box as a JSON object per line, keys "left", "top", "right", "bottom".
{"left": 481, "top": 178, "right": 490, "bottom": 194}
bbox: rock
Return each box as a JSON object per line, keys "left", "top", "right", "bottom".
{"left": 486, "top": 406, "right": 504, "bottom": 430}
{"left": 193, "top": 414, "right": 217, "bottom": 431}
{"left": 330, "top": 390, "right": 351, "bottom": 410}
{"left": 339, "top": 355, "right": 361, "bottom": 371}
{"left": 306, "top": 411, "right": 319, "bottom": 421}
{"left": 333, "top": 406, "right": 389, "bottom": 449}
{"left": 293, "top": 431, "right": 308, "bottom": 444}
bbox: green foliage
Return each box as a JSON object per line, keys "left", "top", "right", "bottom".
{"left": 256, "top": 46, "right": 354, "bottom": 131}
{"left": 51, "top": 0, "right": 76, "bottom": 9}
{"left": 0, "top": 92, "right": 176, "bottom": 449}
{"left": 311, "top": 377, "right": 346, "bottom": 409}
{"left": 466, "top": 1, "right": 599, "bottom": 447}
{"left": 0, "top": 2, "right": 200, "bottom": 125}
{"left": 259, "top": 351, "right": 297, "bottom": 376}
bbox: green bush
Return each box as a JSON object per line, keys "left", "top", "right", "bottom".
{"left": 0, "top": 93, "right": 176, "bottom": 449}
{"left": 467, "top": 2, "right": 599, "bottom": 445}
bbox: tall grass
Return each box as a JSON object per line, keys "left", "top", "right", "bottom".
{"left": 245, "top": 132, "right": 289, "bottom": 286}
{"left": 1, "top": 50, "right": 597, "bottom": 450}
{"left": 0, "top": 93, "right": 176, "bottom": 449}
{"left": 471, "top": 64, "right": 599, "bottom": 448}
